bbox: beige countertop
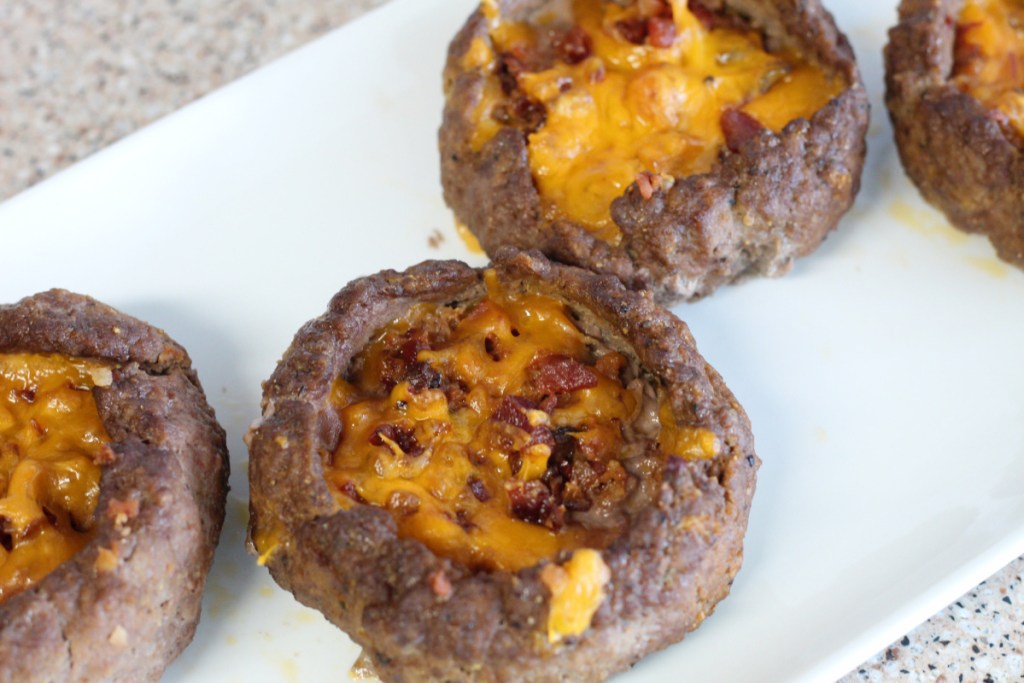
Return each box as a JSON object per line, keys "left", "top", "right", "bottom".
{"left": 1, "top": 0, "right": 1022, "bottom": 680}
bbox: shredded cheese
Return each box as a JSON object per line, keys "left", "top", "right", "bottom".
{"left": 466, "top": 0, "right": 845, "bottom": 241}
{"left": 321, "top": 270, "right": 718, "bottom": 576}
{"left": 0, "top": 353, "right": 113, "bottom": 603}
{"left": 953, "top": 0, "right": 1024, "bottom": 137}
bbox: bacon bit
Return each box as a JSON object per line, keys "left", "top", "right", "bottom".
{"left": 454, "top": 509, "right": 476, "bottom": 531}
{"left": 94, "top": 543, "right": 120, "bottom": 573}
{"left": 94, "top": 443, "right": 119, "bottom": 465}
{"left": 339, "top": 480, "right": 368, "bottom": 504}
{"left": 446, "top": 381, "right": 469, "bottom": 411}
{"left": 647, "top": 16, "right": 677, "bottom": 48}
{"left": 721, "top": 108, "right": 766, "bottom": 152}
{"left": 497, "top": 51, "right": 526, "bottom": 94}
{"left": 468, "top": 476, "right": 491, "bottom": 502}
{"left": 108, "top": 625, "right": 129, "bottom": 648}
{"left": 378, "top": 329, "right": 446, "bottom": 393}
{"left": 491, "top": 396, "right": 535, "bottom": 432}
{"left": 542, "top": 431, "right": 578, "bottom": 496}
{"left": 428, "top": 570, "right": 453, "bottom": 599}
{"left": 615, "top": 17, "right": 648, "bottom": 45}
{"left": 386, "top": 490, "right": 421, "bottom": 517}
{"left": 555, "top": 26, "right": 593, "bottom": 65}
{"left": 16, "top": 388, "right": 36, "bottom": 404}
{"left": 512, "top": 97, "right": 547, "bottom": 132}
{"left": 400, "top": 333, "right": 428, "bottom": 364}
{"left": 635, "top": 171, "right": 663, "bottom": 200}
{"left": 0, "top": 527, "right": 12, "bottom": 552}
{"left": 527, "top": 354, "right": 599, "bottom": 395}
{"left": 369, "top": 423, "right": 424, "bottom": 457}
{"left": 509, "top": 451, "right": 523, "bottom": 476}
{"left": 508, "top": 480, "right": 561, "bottom": 530}
{"left": 484, "top": 333, "right": 503, "bottom": 361}
{"left": 688, "top": 0, "right": 717, "bottom": 30}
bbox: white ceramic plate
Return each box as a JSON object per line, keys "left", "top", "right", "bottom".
{"left": 2, "top": 0, "right": 1023, "bottom": 680}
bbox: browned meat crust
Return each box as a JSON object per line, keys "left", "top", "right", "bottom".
{"left": 248, "top": 249, "right": 759, "bottom": 683}
{"left": 0, "top": 290, "right": 229, "bottom": 683}
{"left": 440, "top": 0, "right": 869, "bottom": 303}
{"left": 885, "top": 0, "right": 1024, "bottom": 268}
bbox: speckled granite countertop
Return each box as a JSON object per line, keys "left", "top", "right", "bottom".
{"left": 1, "top": 0, "right": 1022, "bottom": 680}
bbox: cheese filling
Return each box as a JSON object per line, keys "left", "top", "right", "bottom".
{"left": 953, "top": 0, "right": 1024, "bottom": 137}
{"left": 322, "top": 271, "right": 719, "bottom": 577}
{"left": 466, "top": 0, "right": 845, "bottom": 241}
{"left": 0, "top": 353, "right": 113, "bottom": 603}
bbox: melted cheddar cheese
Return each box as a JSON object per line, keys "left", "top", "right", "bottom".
{"left": 540, "top": 548, "right": 610, "bottom": 642}
{"left": 467, "top": 0, "right": 845, "bottom": 241}
{"left": 0, "top": 353, "right": 113, "bottom": 603}
{"left": 320, "top": 271, "right": 718, "bottom": 578}
{"left": 953, "top": 0, "right": 1024, "bottom": 137}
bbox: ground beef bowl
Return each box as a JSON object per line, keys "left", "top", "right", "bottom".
{"left": 886, "top": 0, "right": 1024, "bottom": 268}
{"left": 440, "top": 0, "right": 869, "bottom": 303}
{"left": 0, "top": 290, "right": 229, "bottom": 683}
{"left": 247, "top": 249, "right": 759, "bottom": 683}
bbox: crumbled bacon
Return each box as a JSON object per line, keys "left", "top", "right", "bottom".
{"left": 369, "top": 423, "right": 424, "bottom": 457}
{"left": 378, "top": 329, "right": 445, "bottom": 393}
{"left": 491, "top": 396, "right": 535, "bottom": 432}
{"left": 386, "top": 490, "right": 421, "bottom": 516}
{"left": 527, "top": 354, "right": 599, "bottom": 395}
{"left": 468, "top": 476, "right": 491, "bottom": 502}
{"left": 508, "top": 451, "right": 523, "bottom": 476}
{"left": 484, "top": 333, "right": 503, "bottom": 361}
{"left": 647, "top": 16, "right": 677, "bottom": 48}
{"left": 539, "top": 394, "right": 559, "bottom": 413}
{"left": 688, "top": 0, "right": 717, "bottom": 29}
{"left": 454, "top": 509, "right": 476, "bottom": 531}
{"left": 615, "top": 17, "right": 648, "bottom": 45}
{"left": 514, "top": 97, "right": 548, "bottom": 131}
{"left": 339, "top": 480, "right": 368, "bottom": 504}
{"left": 497, "top": 51, "right": 528, "bottom": 94}
{"left": 555, "top": 26, "right": 593, "bottom": 65}
{"left": 721, "top": 108, "right": 766, "bottom": 152}
{"left": 491, "top": 395, "right": 558, "bottom": 457}
{"left": 635, "top": 171, "right": 662, "bottom": 200}
{"left": 446, "top": 380, "right": 469, "bottom": 411}
{"left": 508, "top": 480, "right": 562, "bottom": 530}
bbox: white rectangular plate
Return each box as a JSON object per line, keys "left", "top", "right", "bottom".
{"left": 2, "top": 1, "right": 1022, "bottom": 681}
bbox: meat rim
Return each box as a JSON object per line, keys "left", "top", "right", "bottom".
{"left": 885, "top": 0, "right": 1024, "bottom": 268}
{"left": 439, "top": 0, "right": 870, "bottom": 303}
{"left": 0, "top": 289, "right": 229, "bottom": 683}
{"left": 247, "top": 248, "right": 759, "bottom": 683}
